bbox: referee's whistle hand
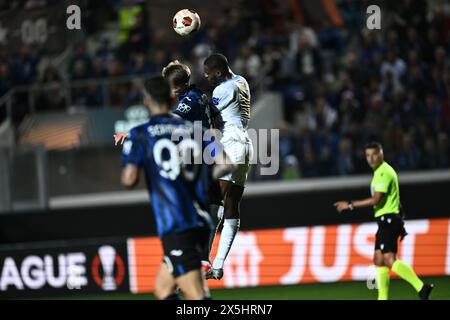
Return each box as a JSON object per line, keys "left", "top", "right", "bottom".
{"left": 334, "top": 201, "right": 348, "bottom": 213}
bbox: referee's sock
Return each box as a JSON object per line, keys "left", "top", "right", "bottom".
{"left": 212, "top": 218, "right": 240, "bottom": 270}
{"left": 376, "top": 266, "right": 390, "bottom": 300}
{"left": 391, "top": 259, "right": 424, "bottom": 292}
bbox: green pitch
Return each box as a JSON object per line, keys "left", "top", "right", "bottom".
{"left": 57, "top": 276, "right": 450, "bottom": 300}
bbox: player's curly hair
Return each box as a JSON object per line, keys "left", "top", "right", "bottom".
{"left": 204, "top": 53, "right": 229, "bottom": 72}
{"left": 161, "top": 60, "right": 191, "bottom": 86}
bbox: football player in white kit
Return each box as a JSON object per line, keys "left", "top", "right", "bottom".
{"left": 203, "top": 53, "right": 254, "bottom": 280}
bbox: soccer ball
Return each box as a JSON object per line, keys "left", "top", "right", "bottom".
{"left": 172, "top": 9, "right": 201, "bottom": 36}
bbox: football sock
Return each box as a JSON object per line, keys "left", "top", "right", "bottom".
{"left": 207, "top": 206, "right": 224, "bottom": 258}
{"left": 376, "top": 266, "right": 390, "bottom": 300}
{"left": 391, "top": 259, "right": 424, "bottom": 292}
{"left": 212, "top": 218, "right": 240, "bottom": 270}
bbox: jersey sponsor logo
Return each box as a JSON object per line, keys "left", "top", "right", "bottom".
{"left": 177, "top": 96, "right": 192, "bottom": 113}
{"left": 177, "top": 102, "right": 191, "bottom": 113}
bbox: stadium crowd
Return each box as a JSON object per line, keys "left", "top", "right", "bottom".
{"left": 0, "top": 0, "right": 449, "bottom": 179}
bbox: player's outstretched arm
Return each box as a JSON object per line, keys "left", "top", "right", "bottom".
{"left": 114, "top": 132, "right": 129, "bottom": 146}
{"left": 212, "top": 148, "right": 237, "bottom": 180}
{"left": 334, "top": 192, "right": 385, "bottom": 213}
{"left": 121, "top": 164, "right": 139, "bottom": 189}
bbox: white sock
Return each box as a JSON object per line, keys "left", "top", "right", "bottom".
{"left": 217, "top": 206, "right": 224, "bottom": 220}
{"left": 212, "top": 219, "right": 240, "bottom": 270}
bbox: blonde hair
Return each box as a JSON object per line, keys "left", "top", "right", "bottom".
{"left": 161, "top": 60, "right": 191, "bottom": 86}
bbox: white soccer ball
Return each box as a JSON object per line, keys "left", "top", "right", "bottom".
{"left": 173, "top": 9, "right": 201, "bottom": 36}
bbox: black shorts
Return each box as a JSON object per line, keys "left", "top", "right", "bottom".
{"left": 375, "top": 214, "right": 407, "bottom": 254}
{"left": 208, "top": 174, "right": 223, "bottom": 206}
{"left": 161, "top": 227, "right": 211, "bottom": 278}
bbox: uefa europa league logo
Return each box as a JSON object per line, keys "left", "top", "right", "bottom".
{"left": 98, "top": 246, "right": 117, "bottom": 291}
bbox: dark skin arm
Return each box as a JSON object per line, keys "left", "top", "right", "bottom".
{"left": 334, "top": 192, "right": 384, "bottom": 212}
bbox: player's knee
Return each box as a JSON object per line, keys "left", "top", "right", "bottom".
{"left": 373, "top": 257, "right": 383, "bottom": 266}
{"left": 183, "top": 286, "right": 205, "bottom": 300}
{"left": 373, "top": 253, "right": 384, "bottom": 266}
{"left": 154, "top": 280, "right": 174, "bottom": 300}
{"left": 383, "top": 254, "right": 396, "bottom": 268}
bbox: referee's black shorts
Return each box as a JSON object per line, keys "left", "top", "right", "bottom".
{"left": 161, "top": 226, "right": 211, "bottom": 278}
{"left": 375, "top": 213, "right": 407, "bottom": 254}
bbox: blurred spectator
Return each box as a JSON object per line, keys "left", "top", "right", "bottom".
{"left": 311, "top": 96, "right": 338, "bottom": 131}
{"left": 127, "top": 53, "right": 152, "bottom": 76}
{"left": 424, "top": 92, "right": 442, "bottom": 133}
{"left": 380, "top": 50, "right": 407, "bottom": 91}
{"left": 35, "top": 66, "right": 65, "bottom": 111}
{"left": 396, "top": 132, "right": 421, "bottom": 171}
{"left": 118, "top": 0, "right": 144, "bottom": 44}
{"left": 0, "top": 62, "right": 11, "bottom": 96}
{"left": 0, "top": 0, "right": 448, "bottom": 179}
{"left": 422, "top": 135, "right": 438, "bottom": 169}
{"left": 232, "top": 45, "right": 262, "bottom": 83}
{"left": 336, "top": 137, "right": 355, "bottom": 175}
{"left": 92, "top": 57, "right": 107, "bottom": 78}
{"left": 120, "top": 11, "right": 150, "bottom": 59}
{"left": 437, "top": 131, "right": 450, "bottom": 168}
{"left": 69, "top": 42, "right": 92, "bottom": 78}
{"left": 10, "top": 45, "right": 40, "bottom": 85}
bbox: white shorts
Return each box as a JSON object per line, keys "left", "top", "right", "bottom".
{"left": 220, "top": 127, "right": 254, "bottom": 187}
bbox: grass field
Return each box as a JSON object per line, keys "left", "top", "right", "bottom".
{"left": 56, "top": 276, "right": 450, "bottom": 300}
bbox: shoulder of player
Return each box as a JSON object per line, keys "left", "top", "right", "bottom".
{"left": 377, "top": 162, "right": 397, "bottom": 179}
{"left": 129, "top": 122, "right": 149, "bottom": 135}
{"left": 213, "top": 79, "right": 238, "bottom": 98}
{"left": 181, "top": 90, "right": 203, "bottom": 106}
{"left": 127, "top": 122, "right": 150, "bottom": 143}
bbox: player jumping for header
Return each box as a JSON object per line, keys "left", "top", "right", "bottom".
{"left": 121, "top": 76, "right": 235, "bottom": 300}
{"left": 202, "top": 53, "right": 254, "bottom": 280}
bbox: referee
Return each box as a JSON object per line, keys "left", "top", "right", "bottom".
{"left": 334, "top": 142, "right": 434, "bottom": 300}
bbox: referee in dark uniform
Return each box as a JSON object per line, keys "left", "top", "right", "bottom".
{"left": 334, "top": 142, "right": 434, "bottom": 300}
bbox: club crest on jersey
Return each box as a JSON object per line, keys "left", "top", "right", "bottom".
{"left": 212, "top": 97, "right": 219, "bottom": 106}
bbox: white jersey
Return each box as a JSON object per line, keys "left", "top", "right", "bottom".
{"left": 211, "top": 74, "right": 251, "bottom": 133}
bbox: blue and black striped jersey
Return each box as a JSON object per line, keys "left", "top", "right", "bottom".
{"left": 121, "top": 114, "right": 214, "bottom": 237}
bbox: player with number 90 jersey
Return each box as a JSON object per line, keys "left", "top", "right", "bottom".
{"left": 121, "top": 114, "right": 214, "bottom": 238}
